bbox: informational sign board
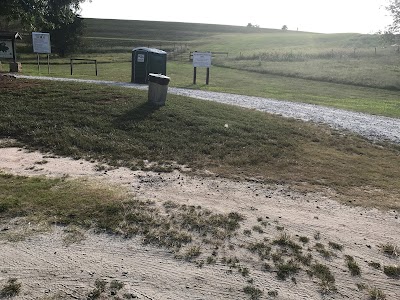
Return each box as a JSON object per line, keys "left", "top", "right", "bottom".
{"left": 0, "top": 40, "right": 13, "bottom": 58}
{"left": 193, "top": 52, "right": 212, "bottom": 67}
{"left": 32, "top": 32, "right": 51, "bottom": 54}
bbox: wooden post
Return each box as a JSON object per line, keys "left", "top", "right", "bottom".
{"left": 95, "top": 60, "right": 98, "bottom": 76}
{"left": 70, "top": 58, "right": 73, "bottom": 75}
{"left": 37, "top": 54, "right": 40, "bottom": 73}
{"left": 206, "top": 68, "right": 210, "bottom": 85}
{"left": 12, "top": 39, "right": 17, "bottom": 63}
{"left": 193, "top": 67, "right": 197, "bottom": 84}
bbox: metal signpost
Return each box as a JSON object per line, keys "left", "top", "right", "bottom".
{"left": 192, "top": 52, "right": 212, "bottom": 85}
{"left": 32, "top": 32, "right": 51, "bottom": 74}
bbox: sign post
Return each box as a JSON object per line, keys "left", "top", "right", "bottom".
{"left": 32, "top": 32, "right": 51, "bottom": 74}
{"left": 192, "top": 52, "right": 212, "bottom": 85}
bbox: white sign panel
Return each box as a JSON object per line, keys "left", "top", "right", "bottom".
{"left": 137, "top": 54, "right": 145, "bottom": 62}
{"left": 32, "top": 32, "right": 51, "bottom": 54}
{"left": 193, "top": 52, "right": 212, "bottom": 67}
{"left": 0, "top": 40, "right": 13, "bottom": 58}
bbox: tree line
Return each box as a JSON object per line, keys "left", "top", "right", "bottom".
{"left": 0, "top": 0, "right": 85, "bottom": 56}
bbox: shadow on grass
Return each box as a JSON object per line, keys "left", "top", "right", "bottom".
{"left": 113, "top": 101, "right": 161, "bottom": 128}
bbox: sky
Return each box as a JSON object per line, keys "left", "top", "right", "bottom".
{"left": 80, "top": 0, "right": 394, "bottom": 34}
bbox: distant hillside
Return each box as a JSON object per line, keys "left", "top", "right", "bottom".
{"left": 83, "top": 18, "right": 281, "bottom": 41}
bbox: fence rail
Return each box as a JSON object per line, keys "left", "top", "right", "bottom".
{"left": 70, "top": 58, "right": 98, "bottom": 76}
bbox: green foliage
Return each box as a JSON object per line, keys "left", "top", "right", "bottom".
{"left": 387, "top": 0, "right": 400, "bottom": 33}
{"left": 0, "top": 0, "right": 84, "bottom": 30}
{"left": 48, "top": 16, "right": 84, "bottom": 57}
{"left": 0, "top": 0, "right": 86, "bottom": 56}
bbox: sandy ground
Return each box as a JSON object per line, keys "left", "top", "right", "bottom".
{"left": 0, "top": 146, "right": 399, "bottom": 299}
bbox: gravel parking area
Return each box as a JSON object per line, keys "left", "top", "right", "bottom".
{"left": 15, "top": 75, "right": 400, "bottom": 144}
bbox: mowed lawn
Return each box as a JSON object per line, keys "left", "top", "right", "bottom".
{"left": 0, "top": 78, "right": 399, "bottom": 210}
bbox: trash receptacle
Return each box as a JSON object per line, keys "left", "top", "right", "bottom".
{"left": 132, "top": 47, "right": 167, "bottom": 84}
{"left": 148, "top": 73, "right": 170, "bottom": 106}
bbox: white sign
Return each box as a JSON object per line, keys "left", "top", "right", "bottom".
{"left": 0, "top": 40, "right": 13, "bottom": 58}
{"left": 32, "top": 32, "right": 51, "bottom": 54}
{"left": 137, "top": 54, "right": 145, "bottom": 62}
{"left": 193, "top": 52, "right": 212, "bottom": 67}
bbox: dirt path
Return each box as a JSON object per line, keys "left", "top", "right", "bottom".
{"left": 1, "top": 146, "right": 399, "bottom": 299}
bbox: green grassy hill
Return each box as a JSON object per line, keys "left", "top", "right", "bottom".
{"left": 81, "top": 18, "right": 385, "bottom": 55}
{"left": 83, "top": 18, "right": 281, "bottom": 40}
{"left": 15, "top": 18, "right": 400, "bottom": 116}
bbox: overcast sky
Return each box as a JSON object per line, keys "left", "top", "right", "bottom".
{"left": 80, "top": 0, "right": 393, "bottom": 34}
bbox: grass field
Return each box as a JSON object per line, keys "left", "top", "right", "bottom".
{"left": 1, "top": 19, "right": 399, "bottom": 300}
{"left": 12, "top": 18, "right": 400, "bottom": 118}
{"left": 1, "top": 78, "right": 399, "bottom": 209}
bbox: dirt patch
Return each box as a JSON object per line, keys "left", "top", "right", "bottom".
{"left": 0, "top": 146, "right": 399, "bottom": 299}
{"left": 0, "top": 74, "right": 39, "bottom": 90}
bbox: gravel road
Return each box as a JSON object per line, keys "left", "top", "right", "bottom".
{"left": 15, "top": 75, "right": 400, "bottom": 144}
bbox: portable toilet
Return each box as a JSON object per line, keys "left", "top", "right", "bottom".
{"left": 131, "top": 47, "right": 167, "bottom": 84}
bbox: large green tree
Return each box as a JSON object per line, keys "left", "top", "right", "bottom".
{"left": 0, "top": 0, "right": 87, "bottom": 56}
{"left": 387, "top": 0, "right": 400, "bottom": 33}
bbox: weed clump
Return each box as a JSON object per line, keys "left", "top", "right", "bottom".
{"left": 383, "top": 265, "right": 400, "bottom": 278}
{"left": 314, "top": 243, "right": 334, "bottom": 259}
{"left": 247, "top": 242, "right": 271, "bottom": 260}
{"left": 243, "top": 285, "right": 263, "bottom": 300}
{"left": 379, "top": 243, "right": 398, "bottom": 258}
{"left": 368, "top": 261, "right": 381, "bottom": 270}
{"left": 368, "top": 286, "right": 386, "bottom": 300}
{"left": 299, "top": 236, "right": 309, "bottom": 244}
{"left": 368, "top": 287, "right": 386, "bottom": 300}
{"left": 276, "top": 259, "right": 300, "bottom": 280}
{"left": 0, "top": 278, "right": 21, "bottom": 298}
{"left": 87, "top": 279, "right": 125, "bottom": 299}
{"left": 345, "top": 255, "right": 361, "bottom": 276}
{"left": 184, "top": 245, "right": 202, "bottom": 261}
{"left": 328, "top": 241, "right": 343, "bottom": 251}
{"left": 272, "top": 233, "right": 302, "bottom": 253}
{"left": 309, "top": 263, "right": 336, "bottom": 294}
